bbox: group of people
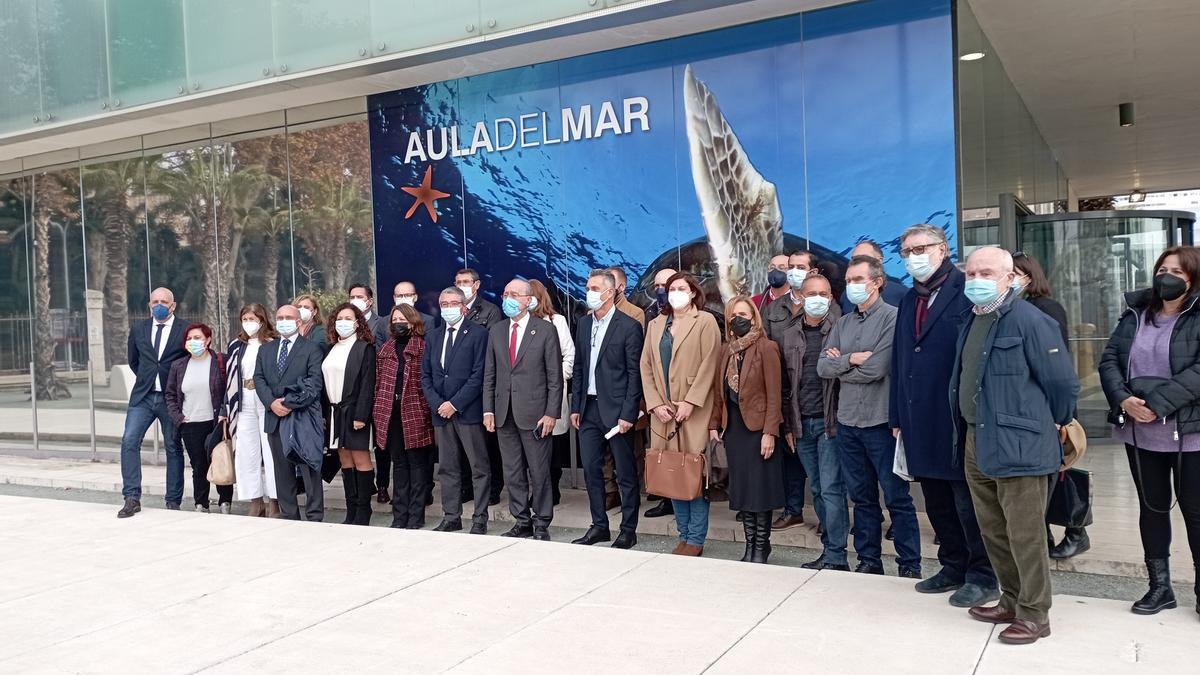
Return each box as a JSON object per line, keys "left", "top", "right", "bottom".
{"left": 115, "top": 230, "right": 1200, "bottom": 645}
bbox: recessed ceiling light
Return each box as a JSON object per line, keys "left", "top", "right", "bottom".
{"left": 959, "top": 52, "right": 985, "bottom": 61}
{"left": 1128, "top": 189, "right": 1146, "bottom": 203}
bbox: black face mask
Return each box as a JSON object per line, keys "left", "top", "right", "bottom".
{"left": 767, "top": 269, "right": 787, "bottom": 289}
{"left": 391, "top": 323, "right": 411, "bottom": 339}
{"left": 654, "top": 288, "right": 668, "bottom": 309}
{"left": 730, "top": 316, "right": 753, "bottom": 338}
{"left": 1154, "top": 273, "right": 1188, "bottom": 302}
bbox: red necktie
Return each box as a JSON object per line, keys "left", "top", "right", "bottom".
{"left": 509, "top": 322, "right": 519, "bottom": 367}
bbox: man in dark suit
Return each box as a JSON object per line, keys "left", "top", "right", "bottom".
{"left": 569, "top": 270, "right": 644, "bottom": 549}
{"left": 484, "top": 278, "right": 563, "bottom": 540}
{"left": 254, "top": 304, "right": 326, "bottom": 521}
{"left": 422, "top": 287, "right": 491, "bottom": 534}
{"left": 118, "top": 287, "right": 190, "bottom": 518}
{"left": 350, "top": 282, "right": 391, "bottom": 347}
{"left": 456, "top": 267, "right": 505, "bottom": 504}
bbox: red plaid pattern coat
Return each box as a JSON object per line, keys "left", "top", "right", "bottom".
{"left": 373, "top": 336, "right": 434, "bottom": 450}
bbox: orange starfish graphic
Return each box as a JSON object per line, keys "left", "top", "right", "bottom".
{"left": 401, "top": 166, "right": 451, "bottom": 222}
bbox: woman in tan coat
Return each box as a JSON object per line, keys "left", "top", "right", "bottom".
{"left": 709, "top": 296, "right": 784, "bottom": 564}
{"left": 641, "top": 272, "right": 722, "bottom": 556}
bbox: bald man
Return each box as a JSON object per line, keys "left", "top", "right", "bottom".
{"left": 118, "top": 287, "right": 190, "bottom": 518}
{"left": 951, "top": 247, "right": 1078, "bottom": 645}
{"left": 607, "top": 266, "right": 645, "bottom": 329}
{"left": 644, "top": 267, "right": 677, "bottom": 325}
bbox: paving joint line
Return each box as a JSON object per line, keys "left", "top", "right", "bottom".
{"left": 699, "top": 569, "right": 818, "bottom": 673}
{"left": 970, "top": 624, "right": 997, "bottom": 674}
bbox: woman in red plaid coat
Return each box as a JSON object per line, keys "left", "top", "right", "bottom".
{"left": 373, "top": 304, "right": 435, "bottom": 528}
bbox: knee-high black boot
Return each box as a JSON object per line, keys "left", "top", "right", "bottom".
{"left": 751, "top": 511, "right": 773, "bottom": 564}
{"left": 354, "top": 469, "right": 375, "bottom": 526}
{"left": 1132, "top": 558, "right": 1176, "bottom": 614}
{"left": 739, "top": 511, "right": 755, "bottom": 562}
{"left": 341, "top": 468, "right": 357, "bottom": 525}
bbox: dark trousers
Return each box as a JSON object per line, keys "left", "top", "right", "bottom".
{"left": 781, "top": 436, "right": 807, "bottom": 517}
{"left": 486, "top": 429, "right": 505, "bottom": 499}
{"left": 920, "top": 477, "right": 996, "bottom": 588}
{"left": 390, "top": 439, "right": 435, "bottom": 528}
{"left": 496, "top": 416, "right": 554, "bottom": 528}
{"left": 838, "top": 423, "right": 920, "bottom": 569}
{"left": 375, "top": 447, "right": 391, "bottom": 491}
{"left": 579, "top": 398, "right": 639, "bottom": 533}
{"left": 1126, "top": 444, "right": 1200, "bottom": 560}
{"left": 179, "top": 420, "right": 233, "bottom": 507}
{"left": 436, "top": 420, "right": 491, "bottom": 523}
{"left": 550, "top": 432, "right": 570, "bottom": 503}
{"left": 267, "top": 430, "right": 324, "bottom": 521}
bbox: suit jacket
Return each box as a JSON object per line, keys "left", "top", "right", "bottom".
{"left": 421, "top": 320, "right": 487, "bottom": 426}
{"left": 127, "top": 317, "right": 189, "bottom": 408}
{"left": 253, "top": 334, "right": 325, "bottom": 435}
{"left": 570, "top": 309, "right": 643, "bottom": 429}
{"left": 640, "top": 308, "right": 722, "bottom": 454}
{"left": 466, "top": 296, "right": 504, "bottom": 329}
{"left": 709, "top": 338, "right": 783, "bottom": 437}
{"left": 484, "top": 315, "right": 564, "bottom": 429}
{"left": 366, "top": 312, "right": 390, "bottom": 347}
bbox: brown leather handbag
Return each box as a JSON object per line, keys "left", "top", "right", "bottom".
{"left": 645, "top": 423, "right": 706, "bottom": 501}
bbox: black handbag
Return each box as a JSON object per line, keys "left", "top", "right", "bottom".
{"left": 1046, "top": 468, "right": 1093, "bottom": 528}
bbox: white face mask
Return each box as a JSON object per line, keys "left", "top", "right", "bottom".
{"left": 667, "top": 290, "right": 691, "bottom": 311}
{"left": 350, "top": 298, "right": 369, "bottom": 314}
{"left": 804, "top": 296, "right": 830, "bottom": 318}
{"left": 298, "top": 307, "right": 313, "bottom": 323}
{"left": 457, "top": 284, "right": 476, "bottom": 301}
{"left": 786, "top": 268, "right": 808, "bottom": 288}
{"left": 905, "top": 253, "right": 936, "bottom": 282}
{"left": 335, "top": 319, "right": 356, "bottom": 338}
{"left": 586, "top": 289, "right": 606, "bottom": 311}
{"left": 394, "top": 295, "right": 415, "bottom": 306}
{"left": 241, "top": 320, "right": 261, "bottom": 337}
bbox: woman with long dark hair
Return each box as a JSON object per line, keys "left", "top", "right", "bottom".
{"left": 1100, "top": 245, "right": 1200, "bottom": 617}
{"left": 323, "top": 303, "right": 377, "bottom": 525}
{"left": 224, "top": 304, "right": 280, "bottom": 517}
{"left": 165, "top": 323, "right": 232, "bottom": 513}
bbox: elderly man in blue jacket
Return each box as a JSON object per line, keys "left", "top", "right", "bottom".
{"left": 891, "top": 225, "right": 998, "bottom": 608}
{"left": 951, "top": 246, "right": 1079, "bottom": 646}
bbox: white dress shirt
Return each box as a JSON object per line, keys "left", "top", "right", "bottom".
{"left": 322, "top": 335, "right": 357, "bottom": 405}
{"left": 587, "top": 308, "right": 615, "bottom": 396}
{"left": 151, "top": 314, "right": 175, "bottom": 391}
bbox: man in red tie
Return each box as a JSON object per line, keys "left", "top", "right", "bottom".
{"left": 483, "top": 278, "right": 564, "bottom": 540}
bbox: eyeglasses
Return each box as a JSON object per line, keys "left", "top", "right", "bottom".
{"left": 899, "top": 243, "right": 942, "bottom": 258}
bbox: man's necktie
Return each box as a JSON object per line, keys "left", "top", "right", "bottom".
{"left": 442, "top": 327, "right": 455, "bottom": 368}
{"left": 152, "top": 323, "right": 165, "bottom": 358}
{"left": 509, "top": 322, "right": 518, "bottom": 367}
{"left": 278, "top": 338, "right": 290, "bottom": 372}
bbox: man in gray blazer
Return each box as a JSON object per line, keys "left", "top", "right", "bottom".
{"left": 484, "top": 278, "right": 563, "bottom": 540}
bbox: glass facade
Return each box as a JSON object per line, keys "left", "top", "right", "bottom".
{"left": 0, "top": 0, "right": 626, "bottom": 135}
{"left": 0, "top": 109, "right": 373, "bottom": 457}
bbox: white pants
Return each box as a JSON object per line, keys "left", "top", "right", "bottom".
{"left": 234, "top": 392, "right": 276, "bottom": 500}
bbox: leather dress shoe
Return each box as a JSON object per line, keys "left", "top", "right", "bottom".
{"left": 469, "top": 521, "right": 488, "bottom": 535}
{"left": 502, "top": 524, "right": 534, "bottom": 538}
{"left": 676, "top": 544, "right": 703, "bottom": 557}
{"left": 998, "top": 619, "right": 1051, "bottom": 645}
{"left": 604, "top": 492, "right": 621, "bottom": 511}
{"left": 969, "top": 604, "right": 1017, "bottom": 624}
{"left": 949, "top": 584, "right": 1001, "bottom": 608}
{"left": 165, "top": 502, "right": 180, "bottom": 511}
{"left": 611, "top": 532, "right": 637, "bottom": 549}
{"left": 806, "top": 559, "right": 851, "bottom": 572}
{"left": 644, "top": 501, "right": 674, "bottom": 518}
{"left": 914, "top": 570, "right": 964, "bottom": 594}
{"left": 532, "top": 527, "right": 550, "bottom": 541}
{"left": 433, "top": 518, "right": 463, "bottom": 532}
{"left": 771, "top": 513, "right": 805, "bottom": 531}
{"left": 671, "top": 541, "right": 686, "bottom": 554}
{"left": 898, "top": 566, "right": 922, "bottom": 580}
{"left": 800, "top": 554, "right": 827, "bottom": 569}
{"left": 854, "top": 562, "right": 884, "bottom": 575}
{"left": 117, "top": 498, "right": 141, "bottom": 519}
{"left": 571, "top": 526, "right": 611, "bottom": 545}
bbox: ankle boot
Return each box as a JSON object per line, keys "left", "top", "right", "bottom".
{"left": 247, "top": 499, "right": 265, "bottom": 518}
{"left": 751, "top": 511, "right": 773, "bottom": 564}
{"left": 1049, "top": 527, "right": 1091, "bottom": 559}
{"left": 341, "top": 468, "right": 358, "bottom": 525}
{"left": 1132, "top": 558, "right": 1177, "bottom": 615}
{"left": 354, "top": 469, "right": 375, "bottom": 526}
{"left": 739, "top": 512, "right": 755, "bottom": 562}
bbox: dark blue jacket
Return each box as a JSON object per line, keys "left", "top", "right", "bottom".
{"left": 252, "top": 335, "right": 325, "bottom": 435}
{"left": 421, "top": 320, "right": 487, "bottom": 426}
{"left": 950, "top": 294, "right": 1079, "bottom": 478}
{"left": 890, "top": 267, "right": 972, "bottom": 480}
{"left": 127, "top": 317, "right": 189, "bottom": 408}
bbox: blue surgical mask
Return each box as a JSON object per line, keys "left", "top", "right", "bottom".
{"left": 585, "top": 289, "right": 605, "bottom": 311}
{"left": 845, "top": 283, "right": 871, "bottom": 306}
{"left": 335, "top": 319, "right": 356, "bottom": 338}
{"left": 186, "top": 339, "right": 206, "bottom": 357}
{"left": 441, "top": 306, "right": 463, "bottom": 325}
{"left": 1010, "top": 277, "right": 1027, "bottom": 295}
{"left": 502, "top": 297, "right": 523, "bottom": 318}
{"left": 964, "top": 278, "right": 1001, "bottom": 306}
{"left": 276, "top": 319, "right": 298, "bottom": 337}
{"left": 803, "top": 296, "right": 830, "bottom": 318}
{"left": 151, "top": 304, "right": 170, "bottom": 321}
{"left": 787, "top": 269, "right": 808, "bottom": 288}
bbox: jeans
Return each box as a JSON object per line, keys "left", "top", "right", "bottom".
{"left": 838, "top": 423, "right": 920, "bottom": 569}
{"left": 921, "top": 477, "right": 995, "bottom": 588}
{"left": 120, "top": 392, "right": 184, "bottom": 504}
{"left": 673, "top": 496, "right": 710, "bottom": 546}
{"left": 796, "top": 417, "right": 848, "bottom": 565}
{"left": 179, "top": 420, "right": 233, "bottom": 507}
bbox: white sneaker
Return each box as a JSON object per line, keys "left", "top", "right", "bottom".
{"left": 194, "top": 503, "right": 209, "bottom": 513}
{"left": 219, "top": 503, "right": 231, "bottom": 515}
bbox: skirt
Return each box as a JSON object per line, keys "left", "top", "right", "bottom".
{"left": 724, "top": 396, "right": 785, "bottom": 512}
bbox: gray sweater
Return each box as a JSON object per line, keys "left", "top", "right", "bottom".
{"left": 816, "top": 298, "right": 897, "bottom": 428}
